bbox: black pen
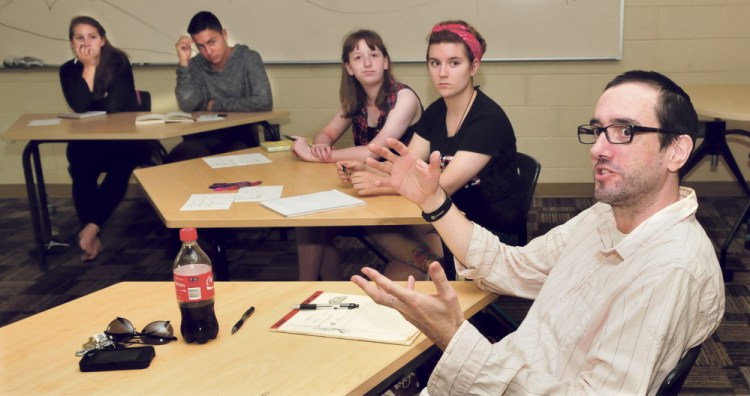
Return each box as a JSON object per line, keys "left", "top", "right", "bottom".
{"left": 283, "top": 134, "right": 296, "bottom": 141}
{"left": 290, "top": 303, "right": 359, "bottom": 310}
{"left": 231, "top": 306, "right": 255, "bottom": 335}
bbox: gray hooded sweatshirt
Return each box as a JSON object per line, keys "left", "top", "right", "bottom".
{"left": 175, "top": 44, "right": 272, "bottom": 113}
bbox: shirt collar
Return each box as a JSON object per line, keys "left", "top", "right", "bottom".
{"left": 598, "top": 187, "right": 698, "bottom": 260}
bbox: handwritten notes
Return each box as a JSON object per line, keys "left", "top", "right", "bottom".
{"left": 180, "top": 194, "right": 236, "bottom": 211}
{"left": 235, "top": 185, "right": 283, "bottom": 203}
{"left": 179, "top": 186, "right": 283, "bottom": 211}
{"left": 202, "top": 153, "right": 272, "bottom": 169}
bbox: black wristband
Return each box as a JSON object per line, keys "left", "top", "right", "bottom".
{"left": 421, "top": 193, "right": 452, "bottom": 223}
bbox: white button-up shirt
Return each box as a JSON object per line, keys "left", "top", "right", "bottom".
{"left": 426, "top": 187, "right": 725, "bottom": 395}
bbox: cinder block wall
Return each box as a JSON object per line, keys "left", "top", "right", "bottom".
{"left": 1, "top": 0, "right": 748, "bottom": 197}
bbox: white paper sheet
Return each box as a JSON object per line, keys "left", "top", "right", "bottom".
{"left": 234, "top": 185, "right": 283, "bottom": 203}
{"left": 180, "top": 193, "right": 236, "bottom": 211}
{"left": 260, "top": 189, "right": 365, "bottom": 217}
{"left": 196, "top": 115, "right": 226, "bottom": 122}
{"left": 28, "top": 118, "right": 62, "bottom": 126}
{"left": 202, "top": 153, "right": 272, "bottom": 168}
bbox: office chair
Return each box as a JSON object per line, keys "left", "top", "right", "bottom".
{"left": 442, "top": 151, "right": 542, "bottom": 280}
{"left": 479, "top": 152, "right": 542, "bottom": 331}
{"left": 655, "top": 344, "right": 703, "bottom": 396}
{"left": 257, "top": 121, "right": 281, "bottom": 142}
{"left": 514, "top": 152, "right": 542, "bottom": 245}
{"left": 135, "top": 89, "right": 151, "bottom": 112}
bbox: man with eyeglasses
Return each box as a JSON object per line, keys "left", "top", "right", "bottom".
{"left": 352, "top": 70, "right": 725, "bottom": 395}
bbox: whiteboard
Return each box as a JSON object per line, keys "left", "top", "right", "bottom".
{"left": 0, "top": 0, "right": 623, "bottom": 65}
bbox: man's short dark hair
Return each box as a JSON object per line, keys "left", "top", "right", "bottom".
{"left": 187, "top": 11, "right": 223, "bottom": 35}
{"left": 605, "top": 70, "right": 698, "bottom": 150}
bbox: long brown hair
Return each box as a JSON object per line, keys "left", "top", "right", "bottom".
{"left": 339, "top": 30, "right": 398, "bottom": 118}
{"left": 68, "top": 16, "right": 130, "bottom": 98}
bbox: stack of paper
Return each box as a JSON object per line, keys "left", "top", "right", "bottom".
{"left": 260, "top": 140, "right": 293, "bottom": 152}
{"left": 260, "top": 189, "right": 365, "bottom": 217}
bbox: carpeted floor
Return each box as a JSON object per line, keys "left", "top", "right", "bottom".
{"left": 0, "top": 195, "right": 748, "bottom": 394}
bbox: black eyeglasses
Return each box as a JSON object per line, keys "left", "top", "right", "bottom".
{"left": 105, "top": 317, "right": 178, "bottom": 345}
{"left": 577, "top": 124, "right": 684, "bottom": 144}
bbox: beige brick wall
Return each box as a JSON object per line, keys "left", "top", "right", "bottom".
{"left": 1, "top": 0, "right": 749, "bottom": 191}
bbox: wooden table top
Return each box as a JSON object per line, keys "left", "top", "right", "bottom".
{"left": 684, "top": 84, "right": 750, "bottom": 122}
{"left": 0, "top": 281, "right": 496, "bottom": 395}
{"left": 1, "top": 111, "right": 290, "bottom": 141}
{"left": 133, "top": 148, "right": 425, "bottom": 228}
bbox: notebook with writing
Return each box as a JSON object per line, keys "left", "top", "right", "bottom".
{"left": 270, "top": 291, "right": 420, "bottom": 345}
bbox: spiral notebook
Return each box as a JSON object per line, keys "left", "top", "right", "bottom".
{"left": 260, "top": 189, "right": 365, "bottom": 217}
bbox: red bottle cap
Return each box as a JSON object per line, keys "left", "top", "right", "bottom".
{"left": 179, "top": 228, "right": 198, "bottom": 242}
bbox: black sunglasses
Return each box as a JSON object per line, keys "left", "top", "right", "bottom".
{"left": 105, "top": 317, "right": 178, "bottom": 345}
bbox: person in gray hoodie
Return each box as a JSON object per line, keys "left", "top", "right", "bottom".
{"left": 168, "top": 11, "right": 273, "bottom": 162}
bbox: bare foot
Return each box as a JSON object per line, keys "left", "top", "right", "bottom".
{"left": 79, "top": 223, "right": 102, "bottom": 261}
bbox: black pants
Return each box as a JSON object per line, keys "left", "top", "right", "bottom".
{"left": 67, "top": 140, "right": 154, "bottom": 228}
{"left": 165, "top": 124, "right": 259, "bottom": 163}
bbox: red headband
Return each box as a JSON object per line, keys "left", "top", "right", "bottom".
{"left": 431, "top": 24, "right": 483, "bottom": 61}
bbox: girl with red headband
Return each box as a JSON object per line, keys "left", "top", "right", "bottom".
{"left": 291, "top": 30, "right": 441, "bottom": 281}
{"left": 343, "top": 20, "right": 522, "bottom": 279}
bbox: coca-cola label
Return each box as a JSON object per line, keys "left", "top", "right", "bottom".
{"left": 174, "top": 264, "right": 215, "bottom": 302}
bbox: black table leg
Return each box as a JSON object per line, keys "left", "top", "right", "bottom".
{"left": 719, "top": 199, "right": 749, "bottom": 282}
{"left": 680, "top": 120, "right": 750, "bottom": 196}
{"left": 22, "top": 142, "right": 49, "bottom": 271}
{"left": 21, "top": 141, "right": 69, "bottom": 272}
{"left": 211, "top": 232, "right": 230, "bottom": 281}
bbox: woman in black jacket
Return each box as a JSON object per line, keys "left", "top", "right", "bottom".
{"left": 60, "top": 16, "right": 152, "bottom": 261}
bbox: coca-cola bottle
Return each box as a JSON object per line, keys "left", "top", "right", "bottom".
{"left": 173, "top": 228, "right": 219, "bottom": 344}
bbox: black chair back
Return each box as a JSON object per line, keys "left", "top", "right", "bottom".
{"left": 136, "top": 90, "right": 151, "bottom": 112}
{"left": 441, "top": 152, "right": 540, "bottom": 280}
{"left": 514, "top": 152, "right": 541, "bottom": 245}
{"left": 655, "top": 344, "right": 702, "bottom": 396}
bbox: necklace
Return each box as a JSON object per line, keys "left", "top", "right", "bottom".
{"left": 450, "top": 88, "right": 475, "bottom": 136}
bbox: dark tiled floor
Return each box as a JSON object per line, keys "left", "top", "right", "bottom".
{"left": 0, "top": 195, "right": 747, "bottom": 394}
